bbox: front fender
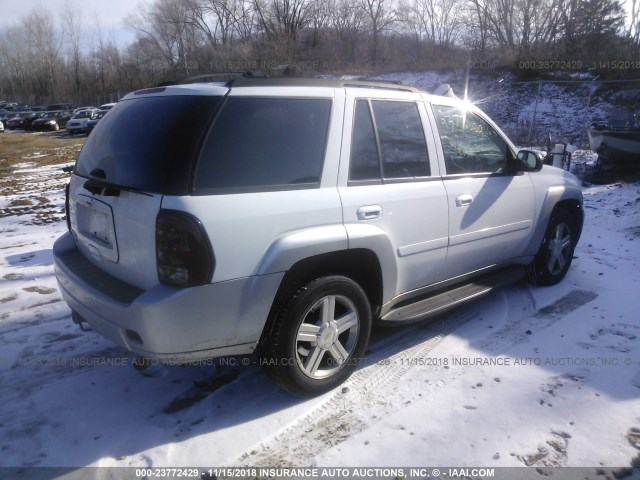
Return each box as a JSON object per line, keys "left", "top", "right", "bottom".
{"left": 526, "top": 181, "right": 583, "bottom": 255}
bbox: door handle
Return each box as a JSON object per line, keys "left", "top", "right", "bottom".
{"left": 357, "top": 205, "right": 383, "bottom": 220}
{"left": 455, "top": 194, "right": 474, "bottom": 207}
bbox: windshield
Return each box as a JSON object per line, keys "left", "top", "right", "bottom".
{"left": 75, "top": 95, "right": 222, "bottom": 194}
{"left": 74, "top": 111, "right": 94, "bottom": 119}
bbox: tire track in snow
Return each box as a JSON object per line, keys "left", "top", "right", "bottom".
{"left": 234, "top": 283, "right": 574, "bottom": 468}
{"left": 235, "top": 306, "right": 481, "bottom": 468}
{"left": 478, "top": 287, "right": 597, "bottom": 354}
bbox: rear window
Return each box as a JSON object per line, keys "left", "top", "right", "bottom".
{"left": 193, "top": 97, "right": 332, "bottom": 194}
{"left": 75, "top": 95, "right": 221, "bottom": 194}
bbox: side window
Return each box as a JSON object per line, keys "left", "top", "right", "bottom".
{"left": 349, "top": 100, "right": 380, "bottom": 181}
{"left": 432, "top": 104, "right": 509, "bottom": 175}
{"left": 371, "top": 100, "right": 430, "bottom": 178}
{"left": 349, "top": 99, "right": 430, "bottom": 182}
{"left": 194, "top": 97, "right": 331, "bottom": 193}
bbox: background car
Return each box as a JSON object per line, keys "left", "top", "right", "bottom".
{"left": 0, "top": 120, "right": 4, "bottom": 133}
{"left": 32, "top": 111, "right": 72, "bottom": 131}
{"left": 85, "top": 109, "right": 108, "bottom": 134}
{"left": 66, "top": 109, "right": 99, "bottom": 135}
{"left": 6, "top": 112, "right": 35, "bottom": 130}
{"left": 23, "top": 111, "right": 47, "bottom": 131}
{"left": 0, "top": 111, "right": 14, "bottom": 124}
{"left": 73, "top": 106, "right": 97, "bottom": 115}
{"left": 46, "top": 103, "right": 76, "bottom": 112}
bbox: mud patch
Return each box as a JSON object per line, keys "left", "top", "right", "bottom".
{"left": 0, "top": 294, "right": 18, "bottom": 303}
{"left": 46, "top": 333, "right": 83, "bottom": 344}
{"left": 164, "top": 373, "right": 238, "bottom": 414}
{"left": 21, "top": 299, "right": 62, "bottom": 309}
{"left": 627, "top": 427, "right": 640, "bottom": 450}
{"left": 22, "top": 286, "right": 56, "bottom": 295}
{"left": 8, "top": 198, "right": 33, "bottom": 207}
{"left": 535, "top": 290, "right": 598, "bottom": 317}
{"left": 517, "top": 431, "right": 571, "bottom": 466}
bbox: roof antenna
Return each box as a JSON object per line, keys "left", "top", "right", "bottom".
{"left": 433, "top": 84, "right": 456, "bottom": 97}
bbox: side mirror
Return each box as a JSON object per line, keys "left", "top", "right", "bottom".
{"left": 516, "top": 150, "right": 544, "bottom": 172}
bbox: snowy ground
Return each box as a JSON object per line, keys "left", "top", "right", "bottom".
{"left": 1, "top": 82, "right": 640, "bottom": 479}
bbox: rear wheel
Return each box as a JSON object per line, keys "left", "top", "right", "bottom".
{"left": 529, "top": 209, "right": 577, "bottom": 286}
{"left": 260, "top": 276, "right": 371, "bottom": 397}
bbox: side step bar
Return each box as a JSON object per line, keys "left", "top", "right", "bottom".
{"left": 381, "top": 266, "right": 525, "bottom": 324}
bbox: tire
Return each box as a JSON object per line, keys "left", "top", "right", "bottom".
{"left": 260, "top": 276, "right": 372, "bottom": 397}
{"left": 529, "top": 209, "right": 577, "bottom": 286}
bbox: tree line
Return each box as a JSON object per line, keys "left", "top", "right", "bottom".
{"left": 0, "top": 0, "right": 638, "bottom": 105}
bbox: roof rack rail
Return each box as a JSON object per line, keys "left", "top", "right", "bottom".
{"left": 156, "top": 70, "right": 268, "bottom": 87}
{"left": 341, "top": 80, "right": 421, "bottom": 93}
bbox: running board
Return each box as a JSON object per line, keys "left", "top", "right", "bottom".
{"left": 381, "top": 266, "right": 525, "bottom": 324}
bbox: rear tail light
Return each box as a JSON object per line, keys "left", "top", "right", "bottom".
{"left": 64, "top": 182, "right": 71, "bottom": 232}
{"left": 156, "top": 210, "right": 214, "bottom": 287}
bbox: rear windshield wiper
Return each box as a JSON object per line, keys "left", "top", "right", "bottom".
{"left": 83, "top": 169, "right": 151, "bottom": 196}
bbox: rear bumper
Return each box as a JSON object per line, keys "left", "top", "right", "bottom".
{"left": 34, "top": 124, "right": 58, "bottom": 131}
{"left": 53, "top": 232, "right": 283, "bottom": 362}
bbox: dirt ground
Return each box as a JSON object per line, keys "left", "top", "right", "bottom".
{"left": 0, "top": 131, "right": 85, "bottom": 222}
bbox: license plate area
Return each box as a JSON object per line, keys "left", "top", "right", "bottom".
{"left": 72, "top": 194, "right": 119, "bottom": 263}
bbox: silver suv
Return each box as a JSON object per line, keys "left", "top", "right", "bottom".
{"left": 53, "top": 77, "right": 583, "bottom": 396}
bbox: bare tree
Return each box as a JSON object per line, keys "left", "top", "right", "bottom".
{"left": 630, "top": 0, "right": 640, "bottom": 54}
{"left": 401, "top": 0, "right": 461, "bottom": 46}
{"left": 253, "top": 0, "right": 315, "bottom": 62}
{"left": 359, "top": 0, "right": 396, "bottom": 68}
{"left": 127, "top": 0, "right": 198, "bottom": 75}
{"left": 467, "top": 0, "right": 566, "bottom": 58}
{"left": 0, "top": 27, "right": 32, "bottom": 100}
{"left": 192, "top": 0, "right": 247, "bottom": 46}
{"left": 21, "top": 8, "right": 64, "bottom": 102}
{"left": 61, "top": 1, "right": 83, "bottom": 92}
{"left": 558, "top": 0, "right": 625, "bottom": 59}
{"left": 331, "top": 0, "right": 366, "bottom": 65}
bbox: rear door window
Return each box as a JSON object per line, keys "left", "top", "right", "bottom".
{"left": 349, "top": 99, "right": 430, "bottom": 183}
{"left": 194, "top": 97, "right": 332, "bottom": 194}
{"left": 372, "top": 100, "right": 430, "bottom": 179}
{"left": 349, "top": 100, "right": 380, "bottom": 181}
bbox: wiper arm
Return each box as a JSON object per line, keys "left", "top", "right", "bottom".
{"left": 83, "top": 177, "right": 151, "bottom": 197}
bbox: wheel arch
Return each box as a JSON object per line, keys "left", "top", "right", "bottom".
{"left": 554, "top": 198, "right": 583, "bottom": 235}
{"left": 526, "top": 186, "right": 583, "bottom": 255}
{"left": 257, "top": 248, "right": 384, "bottom": 349}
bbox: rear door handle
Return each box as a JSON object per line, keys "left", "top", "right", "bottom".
{"left": 357, "top": 205, "right": 383, "bottom": 220}
{"left": 455, "top": 194, "right": 474, "bottom": 207}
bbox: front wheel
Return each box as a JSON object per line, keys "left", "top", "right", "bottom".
{"left": 529, "top": 209, "right": 577, "bottom": 286}
{"left": 260, "top": 276, "right": 372, "bottom": 397}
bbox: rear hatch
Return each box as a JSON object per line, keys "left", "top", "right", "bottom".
{"left": 69, "top": 86, "right": 226, "bottom": 290}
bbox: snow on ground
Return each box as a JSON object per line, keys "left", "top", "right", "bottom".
{"left": 1, "top": 170, "right": 639, "bottom": 477}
